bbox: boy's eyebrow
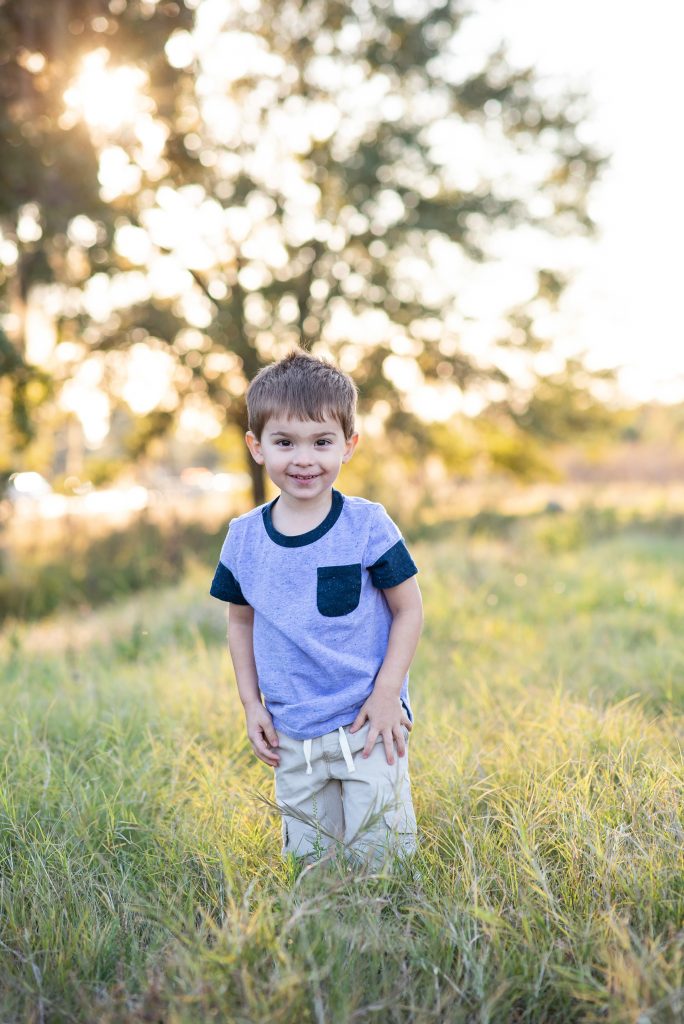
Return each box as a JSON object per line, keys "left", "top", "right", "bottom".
{"left": 268, "top": 429, "right": 337, "bottom": 437}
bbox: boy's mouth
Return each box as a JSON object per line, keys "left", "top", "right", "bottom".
{"left": 289, "top": 474, "right": 320, "bottom": 481}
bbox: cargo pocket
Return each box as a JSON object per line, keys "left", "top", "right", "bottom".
{"left": 383, "top": 804, "right": 418, "bottom": 856}
{"left": 316, "top": 563, "right": 362, "bottom": 617}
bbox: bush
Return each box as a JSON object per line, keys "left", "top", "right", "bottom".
{"left": 0, "top": 512, "right": 226, "bottom": 624}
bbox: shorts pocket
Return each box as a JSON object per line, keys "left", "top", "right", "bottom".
{"left": 383, "top": 810, "right": 418, "bottom": 856}
{"left": 317, "top": 563, "right": 362, "bottom": 617}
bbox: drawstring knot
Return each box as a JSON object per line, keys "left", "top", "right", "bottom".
{"left": 302, "top": 727, "right": 356, "bottom": 774}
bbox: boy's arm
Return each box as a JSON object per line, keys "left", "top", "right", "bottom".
{"left": 348, "top": 576, "right": 423, "bottom": 765}
{"left": 227, "top": 603, "right": 280, "bottom": 767}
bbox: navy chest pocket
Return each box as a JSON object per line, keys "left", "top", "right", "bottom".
{"left": 317, "top": 563, "right": 362, "bottom": 617}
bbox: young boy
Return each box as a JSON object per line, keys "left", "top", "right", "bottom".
{"left": 210, "top": 349, "right": 423, "bottom": 869}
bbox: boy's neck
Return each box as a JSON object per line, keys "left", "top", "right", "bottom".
{"left": 271, "top": 487, "right": 334, "bottom": 536}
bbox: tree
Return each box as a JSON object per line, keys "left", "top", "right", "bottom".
{"left": 0, "top": 0, "right": 193, "bottom": 489}
{"left": 1, "top": 0, "right": 606, "bottom": 502}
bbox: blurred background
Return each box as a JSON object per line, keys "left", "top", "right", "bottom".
{"left": 1, "top": 0, "right": 683, "bottom": 622}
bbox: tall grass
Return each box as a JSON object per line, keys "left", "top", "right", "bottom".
{"left": 0, "top": 512, "right": 682, "bottom": 1022}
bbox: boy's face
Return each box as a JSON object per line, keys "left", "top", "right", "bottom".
{"left": 245, "top": 412, "right": 358, "bottom": 504}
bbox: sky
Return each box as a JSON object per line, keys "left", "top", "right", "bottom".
{"left": 479, "top": 0, "right": 684, "bottom": 403}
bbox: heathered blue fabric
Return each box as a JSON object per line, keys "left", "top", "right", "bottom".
{"left": 210, "top": 489, "right": 418, "bottom": 740}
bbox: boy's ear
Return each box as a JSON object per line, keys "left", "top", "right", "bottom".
{"left": 244, "top": 430, "right": 264, "bottom": 464}
{"left": 342, "top": 432, "right": 359, "bottom": 463}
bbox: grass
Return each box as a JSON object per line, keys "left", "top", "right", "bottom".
{"left": 0, "top": 509, "right": 682, "bottom": 1022}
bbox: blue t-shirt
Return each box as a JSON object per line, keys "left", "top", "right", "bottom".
{"left": 209, "top": 488, "right": 418, "bottom": 739}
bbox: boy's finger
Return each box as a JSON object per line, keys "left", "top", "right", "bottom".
{"left": 252, "top": 738, "right": 280, "bottom": 764}
{"left": 394, "top": 728, "right": 406, "bottom": 759}
{"left": 362, "top": 727, "right": 378, "bottom": 757}
{"left": 383, "top": 734, "right": 395, "bottom": 766}
{"left": 255, "top": 722, "right": 278, "bottom": 749}
{"left": 348, "top": 715, "right": 365, "bottom": 734}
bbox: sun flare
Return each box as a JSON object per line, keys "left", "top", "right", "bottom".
{"left": 63, "top": 48, "right": 149, "bottom": 135}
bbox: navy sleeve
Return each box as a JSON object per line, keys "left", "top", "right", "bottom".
{"left": 365, "top": 506, "right": 418, "bottom": 589}
{"left": 210, "top": 561, "right": 249, "bottom": 604}
{"left": 368, "top": 539, "right": 418, "bottom": 588}
{"left": 209, "top": 520, "right": 250, "bottom": 605}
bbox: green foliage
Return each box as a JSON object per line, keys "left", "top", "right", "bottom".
{"left": 0, "top": 0, "right": 194, "bottom": 472}
{"left": 510, "top": 357, "right": 629, "bottom": 444}
{"left": 0, "top": 328, "right": 55, "bottom": 453}
{"left": 122, "top": 410, "right": 176, "bottom": 461}
{"left": 477, "top": 417, "right": 561, "bottom": 481}
{"left": 0, "top": 512, "right": 224, "bottom": 623}
{"left": 618, "top": 401, "right": 684, "bottom": 447}
{"left": 77, "top": 455, "right": 129, "bottom": 489}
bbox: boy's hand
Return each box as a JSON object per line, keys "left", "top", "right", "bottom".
{"left": 348, "top": 692, "right": 412, "bottom": 766}
{"left": 244, "top": 701, "right": 280, "bottom": 767}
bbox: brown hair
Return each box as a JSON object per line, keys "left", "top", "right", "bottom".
{"left": 246, "top": 349, "right": 358, "bottom": 440}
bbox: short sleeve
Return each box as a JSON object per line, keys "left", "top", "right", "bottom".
{"left": 209, "top": 521, "right": 249, "bottom": 605}
{"left": 365, "top": 505, "right": 418, "bottom": 589}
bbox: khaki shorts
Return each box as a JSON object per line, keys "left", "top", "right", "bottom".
{"left": 273, "top": 719, "right": 417, "bottom": 868}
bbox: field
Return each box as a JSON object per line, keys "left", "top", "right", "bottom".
{"left": 0, "top": 507, "right": 682, "bottom": 1022}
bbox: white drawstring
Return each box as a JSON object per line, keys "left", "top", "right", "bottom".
{"left": 301, "top": 728, "right": 356, "bottom": 774}
{"left": 338, "top": 726, "right": 356, "bottom": 773}
{"left": 303, "top": 738, "right": 313, "bottom": 774}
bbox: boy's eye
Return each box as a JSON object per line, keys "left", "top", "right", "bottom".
{"left": 274, "top": 439, "right": 332, "bottom": 447}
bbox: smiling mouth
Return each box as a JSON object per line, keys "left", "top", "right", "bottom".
{"left": 289, "top": 474, "right": 320, "bottom": 480}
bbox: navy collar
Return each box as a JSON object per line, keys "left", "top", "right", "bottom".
{"left": 263, "top": 488, "right": 344, "bottom": 547}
